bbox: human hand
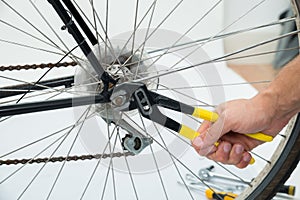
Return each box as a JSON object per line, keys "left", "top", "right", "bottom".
{"left": 192, "top": 94, "right": 289, "bottom": 168}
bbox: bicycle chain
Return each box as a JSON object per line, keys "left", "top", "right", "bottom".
{"left": 0, "top": 151, "right": 135, "bottom": 166}
{"left": 0, "top": 61, "right": 136, "bottom": 165}
{"left": 0, "top": 61, "right": 77, "bottom": 71}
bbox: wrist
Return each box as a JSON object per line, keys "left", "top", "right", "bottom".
{"left": 254, "top": 87, "right": 297, "bottom": 127}
{"left": 252, "top": 89, "right": 278, "bottom": 126}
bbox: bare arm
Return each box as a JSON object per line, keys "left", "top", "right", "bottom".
{"left": 266, "top": 55, "right": 300, "bottom": 123}
{"left": 192, "top": 55, "right": 300, "bottom": 168}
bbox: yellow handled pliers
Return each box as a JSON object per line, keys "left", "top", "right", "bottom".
{"left": 178, "top": 107, "right": 273, "bottom": 142}
{"left": 111, "top": 82, "right": 273, "bottom": 163}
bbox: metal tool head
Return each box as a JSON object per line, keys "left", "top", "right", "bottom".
{"left": 110, "top": 82, "right": 144, "bottom": 111}
{"left": 198, "top": 166, "right": 214, "bottom": 181}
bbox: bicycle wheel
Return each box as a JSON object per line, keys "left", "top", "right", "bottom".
{"left": 0, "top": 0, "right": 299, "bottom": 199}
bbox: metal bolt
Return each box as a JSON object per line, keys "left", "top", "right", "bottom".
{"left": 112, "top": 95, "right": 126, "bottom": 107}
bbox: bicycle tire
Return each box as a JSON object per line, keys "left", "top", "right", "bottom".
{"left": 240, "top": 115, "right": 300, "bottom": 199}
{"left": 240, "top": 1, "right": 300, "bottom": 198}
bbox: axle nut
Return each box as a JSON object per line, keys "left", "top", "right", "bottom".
{"left": 112, "top": 95, "right": 126, "bottom": 107}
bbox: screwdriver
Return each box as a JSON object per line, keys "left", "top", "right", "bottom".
{"left": 205, "top": 188, "right": 238, "bottom": 200}
{"left": 177, "top": 181, "right": 238, "bottom": 200}
{"left": 277, "top": 185, "right": 296, "bottom": 196}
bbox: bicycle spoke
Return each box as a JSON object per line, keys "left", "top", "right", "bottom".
{"left": 0, "top": 114, "right": 96, "bottom": 159}
{"left": 117, "top": 0, "right": 184, "bottom": 72}
{"left": 15, "top": 43, "right": 81, "bottom": 103}
{"left": 135, "top": 29, "right": 300, "bottom": 83}
{"left": 84, "top": 0, "right": 121, "bottom": 66}
{"left": 154, "top": 81, "right": 215, "bottom": 107}
{"left": 15, "top": 107, "right": 93, "bottom": 199}
{"left": 79, "top": 140, "right": 113, "bottom": 200}
{"left": 79, "top": 114, "right": 122, "bottom": 199}
{"left": 0, "top": 18, "right": 58, "bottom": 50}
{"left": 101, "top": 16, "right": 296, "bottom": 74}
{"left": 0, "top": 38, "right": 63, "bottom": 56}
{"left": 103, "top": 0, "right": 109, "bottom": 61}
{"left": 112, "top": 0, "right": 157, "bottom": 69}
{"left": 102, "top": 0, "right": 159, "bottom": 79}
{"left": 134, "top": 0, "right": 157, "bottom": 80}
{"left": 152, "top": 122, "right": 195, "bottom": 200}
{"left": 0, "top": 0, "right": 68, "bottom": 55}
{"left": 156, "top": 81, "right": 271, "bottom": 91}
{"left": 105, "top": 103, "right": 117, "bottom": 200}
{"left": 137, "top": 112, "right": 169, "bottom": 199}
{"left": 0, "top": 132, "right": 68, "bottom": 185}
{"left": 138, "top": 45, "right": 299, "bottom": 79}
{"left": 164, "top": 0, "right": 269, "bottom": 71}
{"left": 122, "top": 113, "right": 218, "bottom": 192}
{"left": 144, "top": 0, "right": 223, "bottom": 71}
{"left": 100, "top": 131, "right": 118, "bottom": 200}
{"left": 148, "top": 16, "right": 296, "bottom": 54}
{"left": 46, "top": 106, "right": 92, "bottom": 199}
{"left": 28, "top": 0, "right": 81, "bottom": 64}
{"left": 145, "top": 0, "right": 268, "bottom": 73}
{"left": 90, "top": 0, "right": 102, "bottom": 61}
{"left": 131, "top": 0, "right": 140, "bottom": 54}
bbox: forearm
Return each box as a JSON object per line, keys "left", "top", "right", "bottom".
{"left": 256, "top": 55, "right": 300, "bottom": 123}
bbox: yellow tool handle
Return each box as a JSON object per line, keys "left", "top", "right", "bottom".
{"left": 179, "top": 127, "right": 256, "bottom": 164}
{"left": 192, "top": 107, "right": 219, "bottom": 122}
{"left": 192, "top": 108, "right": 273, "bottom": 142}
{"left": 205, "top": 188, "right": 238, "bottom": 200}
{"left": 277, "top": 185, "right": 296, "bottom": 196}
{"left": 179, "top": 108, "right": 274, "bottom": 165}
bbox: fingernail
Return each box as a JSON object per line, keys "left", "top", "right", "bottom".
{"left": 235, "top": 145, "right": 244, "bottom": 154}
{"left": 223, "top": 143, "right": 231, "bottom": 153}
{"left": 193, "top": 137, "right": 203, "bottom": 147}
{"left": 243, "top": 154, "right": 251, "bottom": 162}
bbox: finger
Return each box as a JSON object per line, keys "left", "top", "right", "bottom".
{"left": 213, "top": 141, "right": 232, "bottom": 163}
{"left": 197, "top": 120, "right": 211, "bottom": 134}
{"left": 197, "top": 145, "right": 217, "bottom": 157}
{"left": 192, "top": 136, "right": 202, "bottom": 151}
{"left": 192, "top": 136, "right": 217, "bottom": 156}
{"left": 228, "top": 144, "right": 245, "bottom": 165}
{"left": 235, "top": 152, "right": 252, "bottom": 169}
{"left": 201, "top": 116, "right": 229, "bottom": 149}
{"left": 197, "top": 146, "right": 218, "bottom": 157}
{"left": 193, "top": 121, "right": 212, "bottom": 152}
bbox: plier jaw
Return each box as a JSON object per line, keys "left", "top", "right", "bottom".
{"left": 111, "top": 82, "right": 165, "bottom": 123}
{"left": 111, "top": 82, "right": 198, "bottom": 139}
{"left": 110, "top": 82, "right": 144, "bottom": 112}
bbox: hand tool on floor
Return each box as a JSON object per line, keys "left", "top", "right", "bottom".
{"left": 186, "top": 165, "right": 296, "bottom": 196}
{"left": 177, "top": 181, "right": 238, "bottom": 200}
{"left": 185, "top": 173, "right": 245, "bottom": 192}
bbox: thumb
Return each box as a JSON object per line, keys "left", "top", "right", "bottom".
{"left": 197, "top": 120, "right": 212, "bottom": 133}
{"left": 192, "top": 115, "right": 227, "bottom": 156}
{"left": 200, "top": 114, "right": 228, "bottom": 149}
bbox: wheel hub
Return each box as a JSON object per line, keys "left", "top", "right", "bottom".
{"left": 74, "top": 41, "right": 158, "bottom": 120}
